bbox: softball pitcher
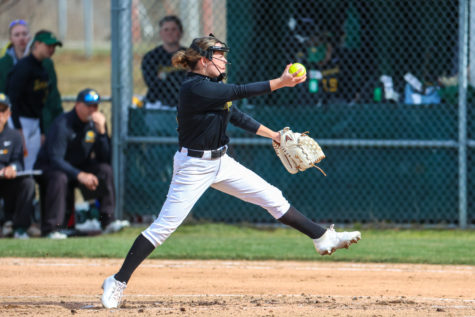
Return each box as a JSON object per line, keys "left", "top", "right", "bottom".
{"left": 101, "top": 34, "right": 361, "bottom": 309}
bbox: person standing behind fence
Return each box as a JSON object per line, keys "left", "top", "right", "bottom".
{"left": 141, "top": 15, "right": 187, "bottom": 109}
{"left": 0, "top": 22, "right": 64, "bottom": 135}
{"left": 5, "top": 30, "right": 62, "bottom": 170}
{"left": 0, "top": 20, "right": 30, "bottom": 93}
{"left": 0, "top": 93, "right": 35, "bottom": 239}
{"left": 101, "top": 34, "right": 361, "bottom": 309}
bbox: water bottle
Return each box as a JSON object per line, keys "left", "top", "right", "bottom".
{"left": 373, "top": 87, "right": 382, "bottom": 102}
{"left": 309, "top": 79, "right": 318, "bottom": 93}
{"left": 309, "top": 70, "right": 321, "bottom": 94}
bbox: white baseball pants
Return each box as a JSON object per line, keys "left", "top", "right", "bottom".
{"left": 142, "top": 150, "right": 290, "bottom": 247}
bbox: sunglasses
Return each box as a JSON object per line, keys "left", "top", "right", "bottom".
{"left": 9, "top": 19, "right": 28, "bottom": 30}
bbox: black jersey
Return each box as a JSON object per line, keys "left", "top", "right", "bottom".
{"left": 177, "top": 72, "right": 270, "bottom": 150}
{"left": 0, "top": 125, "right": 24, "bottom": 171}
{"left": 6, "top": 54, "right": 50, "bottom": 132}
{"left": 141, "top": 45, "right": 187, "bottom": 107}
{"left": 34, "top": 109, "right": 111, "bottom": 179}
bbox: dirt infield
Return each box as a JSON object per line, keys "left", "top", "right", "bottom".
{"left": 0, "top": 258, "right": 474, "bottom": 316}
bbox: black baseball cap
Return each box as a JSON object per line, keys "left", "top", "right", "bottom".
{"left": 34, "top": 31, "right": 63, "bottom": 47}
{"left": 0, "top": 93, "right": 11, "bottom": 109}
{"left": 76, "top": 88, "right": 101, "bottom": 106}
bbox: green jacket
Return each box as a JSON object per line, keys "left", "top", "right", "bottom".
{"left": 0, "top": 52, "right": 13, "bottom": 93}
{"left": 0, "top": 52, "right": 63, "bottom": 133}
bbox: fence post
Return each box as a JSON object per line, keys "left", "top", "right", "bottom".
{"left": 111, "top": 0, "right": 133, "bottom": 220}
{"left": 58, "top": 0, "right": 67, "bottom": 41}
{"left": 458, "top": 0, "right": 468, "bottom": 229}
{"left": 83, "top": 0, "right": 94, "bottom": 58}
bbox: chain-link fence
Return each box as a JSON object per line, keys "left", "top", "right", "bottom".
{"left": 123, "top": 0, "right": 475, "bottom": 226}
{"left": 119, "top": 0, "right": 475, "bottom": 227}
{"left": 1, "top": 0, "right": 470, "bottom": 227}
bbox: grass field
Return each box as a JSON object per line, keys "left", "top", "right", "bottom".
{"left": 1, "top": 224, "right": 474, "bottom": 265}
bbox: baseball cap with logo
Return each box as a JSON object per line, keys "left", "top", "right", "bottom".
{"left": 0, "top": 93, "right": 11, "bottom": 110}
{"left": 76, "top": 88, "right": 101, "bottom": 106}
{"left": 34, "top": 31, "right": 63, "bottom": 47}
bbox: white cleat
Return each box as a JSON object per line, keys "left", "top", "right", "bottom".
{"left": 101, "top": 275, "right": 127, "bottom": 309}
{"left": 76, "top": 219, "right": 102, "bottom": 232}
{"left": 313, "top": 224, "right": 361, "bottom": 256}
{"left": 103, "top": 220, "right": 131, "bottom": 234}
{"left": 47, "top": 231, "right": 68, "bottom": 239}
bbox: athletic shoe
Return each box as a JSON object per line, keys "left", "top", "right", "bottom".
{"left": 76, "top": 219, "right": 102, "bottom": 232}
{"left": 27, "top": 225, "right": 42, "bottom": 237}
{"left": 101, "top": 275, "right": 127, "bottom": 309}
{"left": 13, "top": 229, "right": 30, "bottom": 240}
{"left": 47, "top": 231, "right": 68, "bottom": 239}
{"left": 2, "top": 220, "right": 13, "bottom": 237}
{"left": 313, "top": 224, "right": 361, "bottom": 256}
{"left": 103, "top": 220, "right": 130, "bottom": 234}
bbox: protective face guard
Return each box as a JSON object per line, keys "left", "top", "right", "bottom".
{"left": 191, "top": 33, "right": 230, "bottom": 60}
{"left": 207, "top": 44, "right": 229, "bottom": 60}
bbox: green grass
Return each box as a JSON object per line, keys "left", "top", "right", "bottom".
{"left": 1, "top": 224, "right": 474, "bottom": 265}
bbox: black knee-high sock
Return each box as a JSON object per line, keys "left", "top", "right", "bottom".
{"left": 278, "top": 206, "right": 327, "bottom": 239}
{"left": 114, "top": 234, "right": 155, "bottom": 284}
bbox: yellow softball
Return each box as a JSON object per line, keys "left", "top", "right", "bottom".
{"left": 289, "top": 63, "right": 306, "bottom": 77}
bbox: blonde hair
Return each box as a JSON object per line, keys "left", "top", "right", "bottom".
{"left": 172, "top": 36, "right": 224, "bottom": 71}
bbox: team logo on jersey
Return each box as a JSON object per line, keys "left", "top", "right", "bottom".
{"left": 85, "top": 130, "right": 95, "bottom": 143}
{"left": 33, "top": 79, "right": 48, "bottom": 91}
{"left": 158, "top": 65, "right": 182, "bottom": 80}
{"left": 224, "top": 101, "right": 232, "bottom": 111}
{"left": 4, "top": 141, "right": 11, "bottom": 146}
{"left": 0, "top": 148, "right": 8, "bottom": 155}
